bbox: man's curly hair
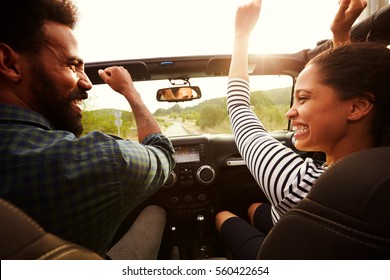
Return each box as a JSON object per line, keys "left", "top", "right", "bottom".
{"left": 1, "top": 0, "right": 78, "bottom": 54}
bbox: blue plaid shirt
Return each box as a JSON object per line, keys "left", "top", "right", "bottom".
{"left": 0, "top": 104, "right": 175, "bottom": 256}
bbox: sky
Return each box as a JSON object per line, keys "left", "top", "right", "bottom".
{"left": 72, "top": 0, "right": 382, "bottom": 113}
{"left": 73, "top": 0, "right": 342, "bottom": 63}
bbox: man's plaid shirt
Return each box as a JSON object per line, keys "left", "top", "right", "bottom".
{"left": 0, "top": 104, "right": 175, "bottom": 256}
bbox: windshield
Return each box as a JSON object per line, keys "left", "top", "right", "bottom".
{"left": 81, "top": 75, "right": 293, "bottom": 139}
{"left": 76, "top": 0, "right": 377, "bottom": 140}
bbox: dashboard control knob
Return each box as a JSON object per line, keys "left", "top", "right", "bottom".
{"left": 183, "top": 194, "right": 193, "bottom": 204}
{"left": 170, "top": 196, "right": 180, "bottom": 206}
{"left": 163, "top": 171, "right": 177, "bottom": 188}
{"left": 196, "top": 165, "right": 216, "bottom": 185}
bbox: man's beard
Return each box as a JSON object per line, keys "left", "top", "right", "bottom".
{"left": 30, "top": 63, "right": 88, "bottom": 138}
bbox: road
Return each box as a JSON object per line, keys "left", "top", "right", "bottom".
{"left": 163, "top": 120, "right": 190, "bottom": 136}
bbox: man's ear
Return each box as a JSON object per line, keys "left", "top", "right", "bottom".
{"left": 0, "top": 43, "right": 22, "bottom": 82}
{"left": 347, "top": 93, "right": 375, "bottom": 121}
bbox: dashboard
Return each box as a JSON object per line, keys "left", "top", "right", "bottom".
{"left": 166, "top": 141, "right": 215, "bottom": 188}
{"left": 144, "top": 132, "right": 325, "bottom": 259}
{"left": 174, "top": 145, "right": 202, "bottom": 164}
{"left": 159, "top": 135, "right": 219, "bottom": 217}
{"left": 155, "top": 132, "right": 323, "bottom": 219}
{"left": 156, "top": 133, "right": 291, "bottom": 218}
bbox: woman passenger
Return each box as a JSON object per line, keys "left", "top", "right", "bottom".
{"left": 216, "top": 0, "right": 390, "bottom": 259}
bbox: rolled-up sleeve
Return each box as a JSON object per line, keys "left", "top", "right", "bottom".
{"left": 114, "top": 133, "right": 175, "bottom": 205}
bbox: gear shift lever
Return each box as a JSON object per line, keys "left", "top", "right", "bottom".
{"left": 197, "top": 215, "right": 205, "bottom": 244}
{"left": 196, "top": 215, "right": 208, "bottom": 258}
{"left": 170, "top": 226, "right": 180, "bottom": 259}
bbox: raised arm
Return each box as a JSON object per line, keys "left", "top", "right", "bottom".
{"left": 98, "top": 66, "right": 162, "bottom": 142}
{"left": 331, "top": 0, "right": 367, "bottom": 47}
{"left": 229, "top": 0, "right": 261, "bottom": 81}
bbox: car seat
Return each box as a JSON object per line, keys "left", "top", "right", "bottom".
{"left": 0, "top": 198, "right": 103, "bottom": 260}
{"left": 258, "top": 146, "right": 390, "bottom": 259}
{"left": 351, "top": 4, "right": 390, "bottom": 44}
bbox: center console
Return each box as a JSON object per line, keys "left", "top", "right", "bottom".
{"left": 160, "top": 136, "right": 217, "bottom": 217}
{"left": 164, "top": 143, "right": 216, "bottom": 188}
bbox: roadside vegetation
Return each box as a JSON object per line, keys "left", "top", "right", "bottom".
{"left": 81, "top": 87, "right": 291, "bottom": 139}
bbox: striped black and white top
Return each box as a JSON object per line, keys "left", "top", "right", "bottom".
{"left": 227, "top": 78, "right": 326, "bottom": 223}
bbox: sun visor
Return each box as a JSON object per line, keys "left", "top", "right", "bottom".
{"left": 205, "top": 57, "right": 231, "bottom": 76}
{"left": 85, "top": 61, "right": 151, "bottom": 84}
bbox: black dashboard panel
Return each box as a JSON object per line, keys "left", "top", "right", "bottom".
{"left": 145, "top": 131, "right": 325, "bottom": 259}
{"left": 156, "top": 131, "right": 317, "bottom": 218}
{"left": 158, "top": 135, "right": 218, "bottom": 217}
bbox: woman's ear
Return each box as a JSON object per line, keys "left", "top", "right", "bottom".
{"left": 347, "top": 93, "right": 375, "bottom": 121}
{"left": 0, "top": 43, "right": 22, "bottom": 82}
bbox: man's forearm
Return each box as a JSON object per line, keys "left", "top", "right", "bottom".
{"left": 125, "top": 93, "right": 162, "bottom": 142}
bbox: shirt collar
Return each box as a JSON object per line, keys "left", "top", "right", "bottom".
{"left": 0, "top": 103, "right": 54, "bottom": 130}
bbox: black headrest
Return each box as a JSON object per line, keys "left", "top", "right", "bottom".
{"left": 258, "top": 147, "right": 390, "bottom": 259}
{"left": 351, "top": 5, "right": 390, "bottom": 44}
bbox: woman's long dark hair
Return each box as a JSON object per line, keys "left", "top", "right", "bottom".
{"left": 308, "top": 42, "right": 390, "bottom": 146}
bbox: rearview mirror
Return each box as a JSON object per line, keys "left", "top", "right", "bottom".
{"left": 156, "top": 86, "right": 201, "bottom": 102}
